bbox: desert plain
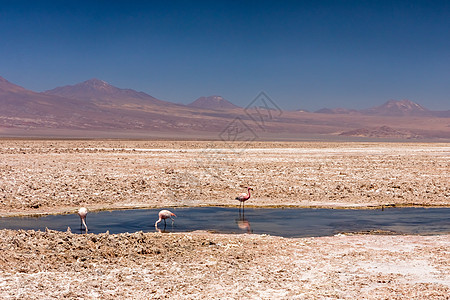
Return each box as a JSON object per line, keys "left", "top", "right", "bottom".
{"left": 0, "top": 140, "right": 449, "bottom": 299}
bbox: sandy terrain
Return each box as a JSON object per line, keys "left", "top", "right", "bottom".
{"left": 0, "top": 140, "right": 449, "bottom": 298}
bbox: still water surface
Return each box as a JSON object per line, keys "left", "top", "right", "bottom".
{"left": 0, "top": 207, "right": 449, "bottom": 237}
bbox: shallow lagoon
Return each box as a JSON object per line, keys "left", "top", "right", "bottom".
{"left": 1, "top": 207, "right": 449, "bottom": 237}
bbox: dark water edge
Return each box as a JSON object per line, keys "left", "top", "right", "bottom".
{"left": 0, "top": 207, "right": 449, "bottom": 238}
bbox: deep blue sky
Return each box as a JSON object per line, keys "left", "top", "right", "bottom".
{"left": 1, "top": 0, "right": 449, "bottom": 110}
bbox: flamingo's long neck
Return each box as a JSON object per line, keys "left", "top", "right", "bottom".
{"left": 82, "top": 218, "right": 88, "bottom": 232}
{"left": 247, "top": 188, "right": 251, "bottom": 199}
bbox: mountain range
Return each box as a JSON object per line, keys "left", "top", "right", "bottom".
{"left": 315, "top": 99, "right": 449, "bottom": 117}
{"left": 1, "top": 76, "right": 449, "bottom": 140}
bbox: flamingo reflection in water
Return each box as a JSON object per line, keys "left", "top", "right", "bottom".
{"left": 236, "top": 205, "right": 253, "bottom": 234}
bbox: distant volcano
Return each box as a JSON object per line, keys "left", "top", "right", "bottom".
{"left": 44, "top": 78, "right": 170, "bottom": 106}
{"left": 188, "top": 95, "right": 240, "bottom": 110}
{"left": 361, "top": 99, "right": 431, "bottom": 116}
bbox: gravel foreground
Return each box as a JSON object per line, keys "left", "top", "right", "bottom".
{"left": 1, "top": 140, "right": 449, "bottom": 299}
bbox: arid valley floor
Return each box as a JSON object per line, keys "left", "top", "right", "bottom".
{"left": 0, "top": 140, "right": 449, "bottom": 298}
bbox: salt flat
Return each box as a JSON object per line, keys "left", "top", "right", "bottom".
{"left": 0, "top": 140, "right": 449, "bottom": 298}
{"left": 0, "top": 140, "right": 448, "bottom": 216}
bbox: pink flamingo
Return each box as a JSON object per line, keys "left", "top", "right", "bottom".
{"left": 78, "top": 207, "right": 88, "bottom": 232}
{"left": 235, "top": 187, "right": 253, "bottom": 209}
{"left": 155, "top": 210, "right": 177, "bottom": 228}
